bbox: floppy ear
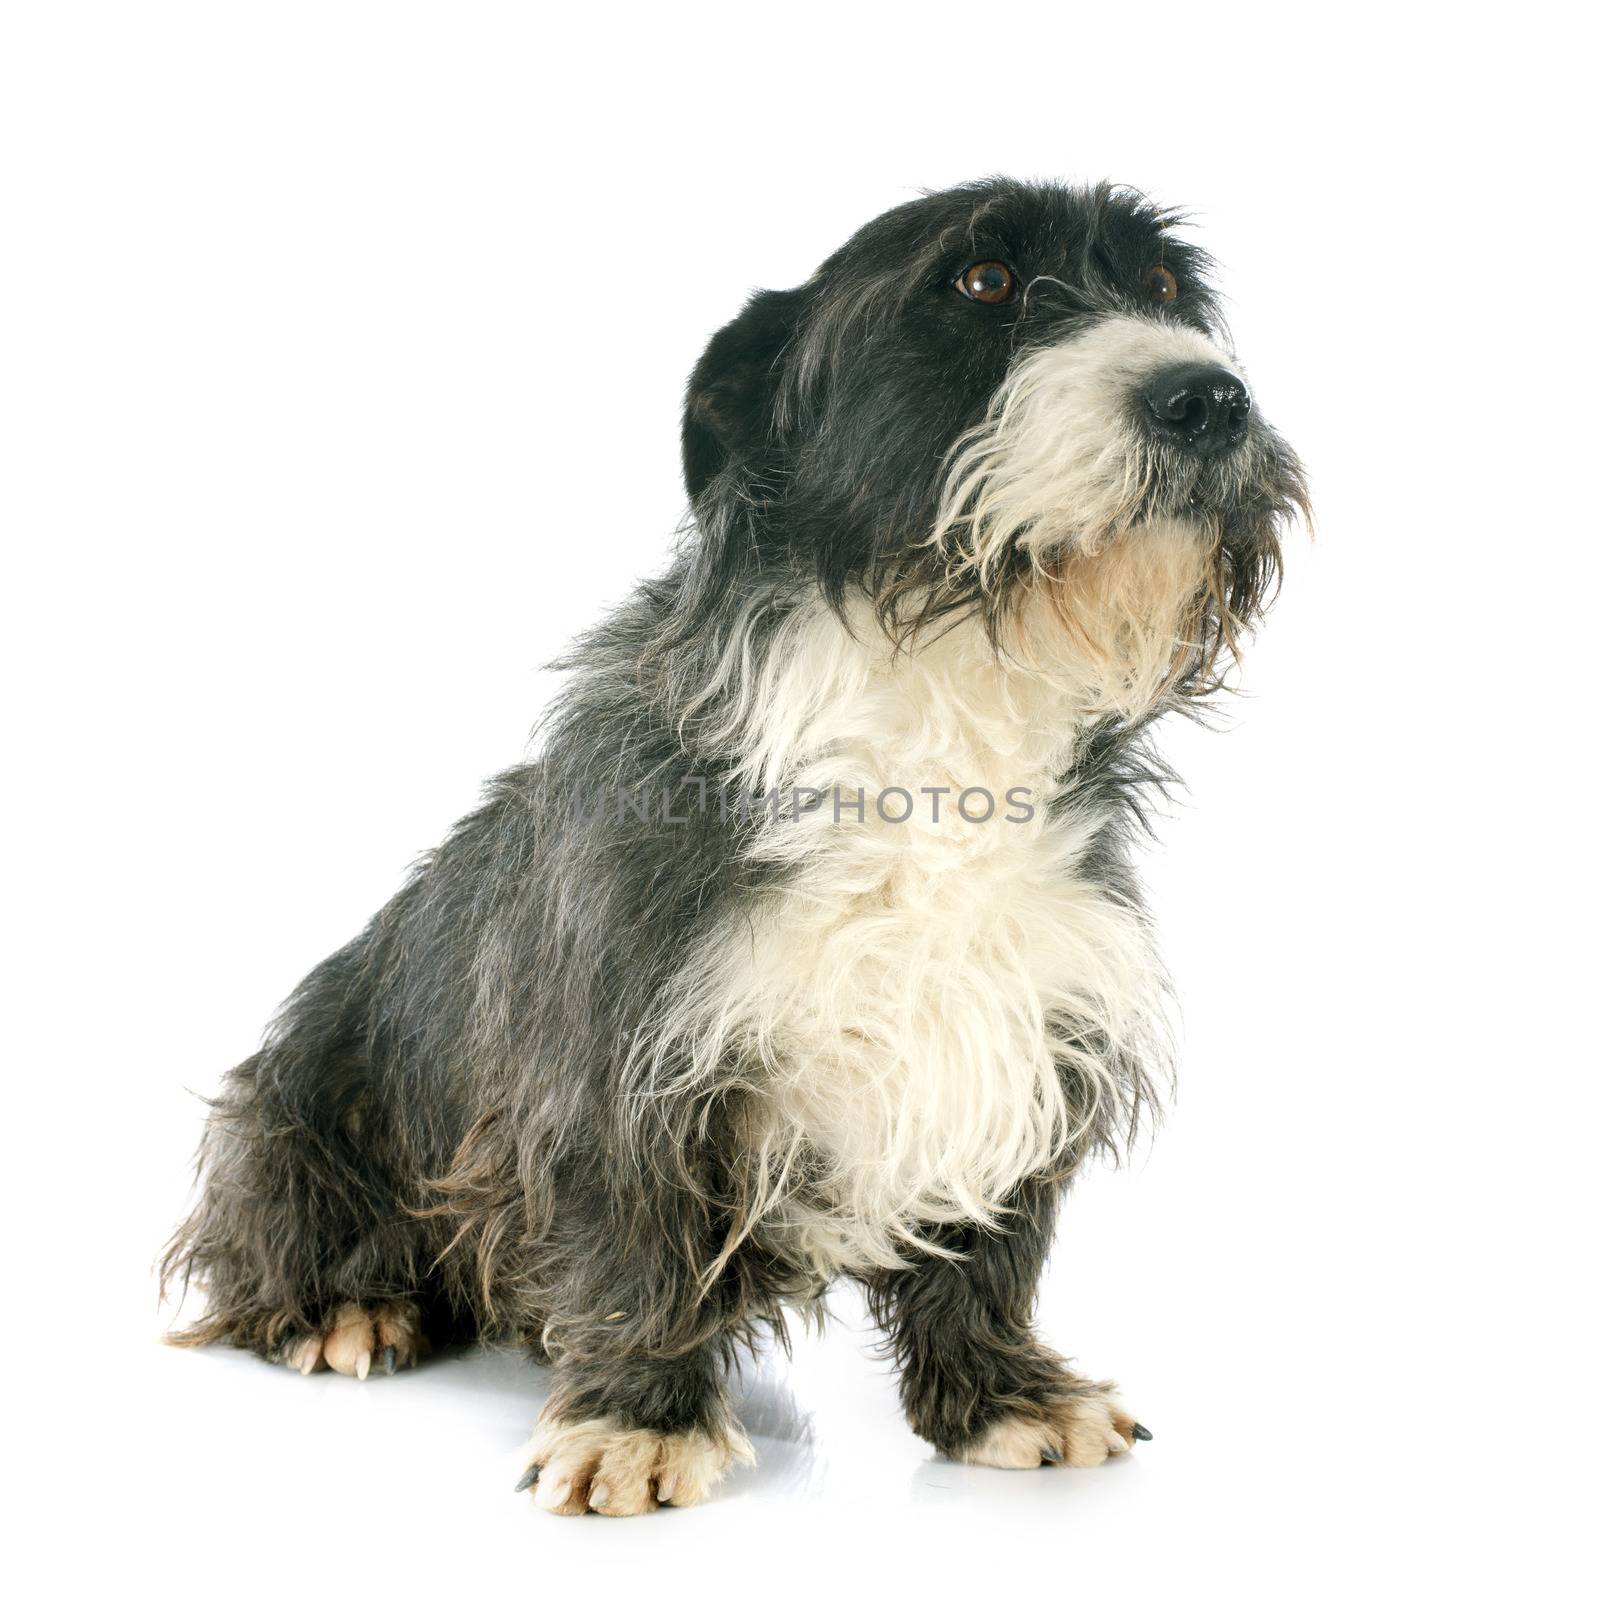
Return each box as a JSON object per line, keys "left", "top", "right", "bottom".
{"left": 681, "top": 287, "right": 802, "bottom": 502}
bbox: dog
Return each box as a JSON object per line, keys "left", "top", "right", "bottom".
{"left": 164, "top": 177, "right": 1307, "bottom": 1516}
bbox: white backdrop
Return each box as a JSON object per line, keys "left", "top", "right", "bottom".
{"left": 4, "top": 4, "right": 1594, "bottom": 1594}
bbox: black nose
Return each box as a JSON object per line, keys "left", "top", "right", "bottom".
{"left": 1142, "top": 364, "right": 1251, "bottom": 456}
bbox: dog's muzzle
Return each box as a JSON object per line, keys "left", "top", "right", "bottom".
{"left": 1140, "top": 364, "right": 1251, "bottom": 458}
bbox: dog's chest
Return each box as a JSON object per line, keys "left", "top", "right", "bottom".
{"left": 694, "top": 607, "right": 1160, "bottom": 1276}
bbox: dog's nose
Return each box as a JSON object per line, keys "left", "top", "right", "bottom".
{"left": 1142, "top": 364, "right": 1251, "bottom": 456}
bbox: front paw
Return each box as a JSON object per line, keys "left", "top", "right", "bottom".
{"left": 952, "top": 1385, "right": 1147, "bottom": 1469}
{"left": 515, "top": 1412, "right": 754, "bottom": 1516}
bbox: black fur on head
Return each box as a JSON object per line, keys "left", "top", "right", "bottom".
{"left": 678, "top": 178, "right": 1307, "bottom": 684}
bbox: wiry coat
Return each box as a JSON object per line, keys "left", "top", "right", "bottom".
{"left": 164, "top": 178, "right": 1306, "bottom": 1505}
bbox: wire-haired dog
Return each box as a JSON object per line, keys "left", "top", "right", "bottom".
{"left": 164, "top": 178, "right": 1307, "bottom": 1515}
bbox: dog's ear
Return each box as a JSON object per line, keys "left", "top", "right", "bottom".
{"left": 682, "top": 287, "right": 802, "bottom": 502}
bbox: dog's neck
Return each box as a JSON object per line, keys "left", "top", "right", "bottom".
{"left": 723, "top": 516, "right": 1211, "bottom": 807}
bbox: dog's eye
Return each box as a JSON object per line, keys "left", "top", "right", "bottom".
{"left": 956, "top": 261, "right": 1017, "bottom": 305}
{"left": 1144, "top": 264, "right": 1179, "bottom": 304}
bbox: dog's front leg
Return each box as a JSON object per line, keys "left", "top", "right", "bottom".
{"left": 867, "top": 1178, "right": 1149, "bottom": 1468}
{"left": 517, "top": 1333, "right": 754, "bottom": 1516}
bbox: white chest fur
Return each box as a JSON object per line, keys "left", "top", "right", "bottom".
{"left": 651, "top": 523, "right": 1205, "bottom": 1278}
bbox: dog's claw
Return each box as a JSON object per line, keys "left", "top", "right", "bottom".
{"left": 355, "top": 1348, "right": 372, "bottom": 1381}
{"left": 1041, "top": 1445, "right": 1064, "bottom": 1464}
{"left": 382, "top": 1344, "right": 397, "bottom": 1376}
{"left": 1131, "top": 1423, "right": 1153, "bottom": 1442}
{"left": 513, "top": 1466, "right": 540, "bottom": 1493}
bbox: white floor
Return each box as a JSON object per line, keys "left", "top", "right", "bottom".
{"left": 118, "top": 1294, "right": 1196, "bottom": 1590}
{"left": 43, "top": 1251, "right": 1573, "bottom": 1599}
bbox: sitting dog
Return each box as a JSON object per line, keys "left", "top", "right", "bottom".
{"left": 164, "top": 178, "right": 1307, "bottom": 1516}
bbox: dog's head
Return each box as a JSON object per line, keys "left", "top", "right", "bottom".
{"left": 682, "top": 179, "right": 1307, "bottom": 697}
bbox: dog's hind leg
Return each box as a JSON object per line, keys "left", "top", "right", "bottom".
{"left": 866, "top": 1176, "right": 1150, "bottom": 1468}
{"left": 162, "top": 941, "right": 444, "bottom": 1371}
{"left": 163, "top": 1045, "right": 439, "bottom": 1372}
{"left": 282, "top": 1297, "right": 430, "bottom": 1378}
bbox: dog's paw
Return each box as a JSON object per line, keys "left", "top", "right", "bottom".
{"left": 283, "top": 1301, "right": 427, "bottom": 1379}
{"left": 516, "top": 1413, "right": 754, "bottom": 1516}
{"left": 953, "top": 1386, "right": 1146, "bottom": 1469}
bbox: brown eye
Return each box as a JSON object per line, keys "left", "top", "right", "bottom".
{"left": 1145, "top": 264, "right": 1179, "bottom": 304}
{"left": 957, "top": 261, "right": 1017, "bottom": 305}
